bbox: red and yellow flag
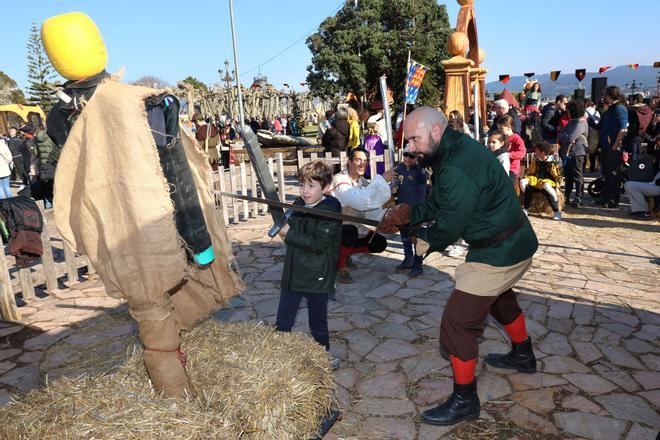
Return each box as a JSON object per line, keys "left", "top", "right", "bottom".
{"left": 628, "top": 64, "right": 639, "bottom": 70}
{"left": 599, "top": 66, "right": 612, "bottom": 74}
{"left": 499, "top": 75, "right": 510, "bottom": 84}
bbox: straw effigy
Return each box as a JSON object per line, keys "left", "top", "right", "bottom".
{"left": 0, "top": 320, "right": 336, "bottom": 440}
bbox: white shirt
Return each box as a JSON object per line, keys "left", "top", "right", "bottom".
{"left": 330, "top": 170, "right": 391, "bottom": 237}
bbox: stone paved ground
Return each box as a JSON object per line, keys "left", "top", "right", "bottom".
{"left": 0, "top": 188, "right": 658, "bottom": 439}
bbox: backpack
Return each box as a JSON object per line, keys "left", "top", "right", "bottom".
{"left": 627, "top": 155, "right": 656, "bottom": 182}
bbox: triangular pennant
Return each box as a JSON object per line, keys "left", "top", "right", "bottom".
{"left": 524, "top": 72, "right": 535, "bottom": 78}
{"left": 499, "top": 75, "right": 510, "bottom": 84}
{"left": 654, "top": 61, "right": 660, "bottom": 68}
{"left": 549, "top": 71, "right": 561, "bottom": 81}
{"left": 629, "top": 64, "right": 639, "bottom": 70}
{"left": 575, "top": 69, "right": 586, "bottom": 81}
{"left": 599, "top": 66, "right": 612, "bottom": 74}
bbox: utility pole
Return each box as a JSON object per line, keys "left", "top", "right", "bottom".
{"left": 229, "top": 0, "right": 245, "bottom": 127}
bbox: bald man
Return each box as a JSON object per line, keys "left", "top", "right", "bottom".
{"left": 379, "top": 107, "right": 539, "bottom": 426}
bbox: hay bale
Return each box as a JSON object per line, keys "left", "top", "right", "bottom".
{"left": 528, "top": 190, "right": 565, "bottom": 216}
{"left": 0, "top": 321, "right": 336, "bottom": 440}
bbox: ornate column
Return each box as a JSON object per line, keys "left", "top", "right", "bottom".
{"left": 441, "top": 31, "right": 474, "bottom": 120}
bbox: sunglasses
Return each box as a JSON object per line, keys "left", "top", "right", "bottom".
{"left": 403, "top": 152, "right": 416, "bottom": 159}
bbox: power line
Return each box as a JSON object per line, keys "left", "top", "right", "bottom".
{"left": 240, "top": 2, "right": 345, "bottom": 78}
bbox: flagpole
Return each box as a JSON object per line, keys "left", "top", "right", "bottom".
{"left": 400, "top": 50, "right": 412, "bottom": 155}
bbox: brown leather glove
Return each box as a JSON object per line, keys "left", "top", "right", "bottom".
{"left": 377, "top": 203, "right": 411, "bottom": 234}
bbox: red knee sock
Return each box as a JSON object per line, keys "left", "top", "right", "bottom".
{"left": 450, "top": 355, "right": 476, "bottom": 385}
{"left": 504, "top": 313, "right": 528, "bottom": 344}
{"left": 337, "top": 245, "right": 352, "bottom": 270}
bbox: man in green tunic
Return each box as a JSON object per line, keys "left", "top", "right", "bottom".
{"left": 380, "top": 107, "right": 539, "bottom": 426}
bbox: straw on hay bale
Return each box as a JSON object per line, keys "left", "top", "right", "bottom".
{"left": 0, "top": 321, "right": 336, "bottom": 440}
{"left": 528, "top": 190, "right": 565, "bottom": 216}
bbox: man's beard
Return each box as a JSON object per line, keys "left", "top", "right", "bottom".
{"left": 416, "top": 135, "right": 441, "bottom": 168}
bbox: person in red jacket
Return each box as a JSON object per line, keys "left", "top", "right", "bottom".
{"left": 498, "top": 115, "right": 526, "bottom": 187}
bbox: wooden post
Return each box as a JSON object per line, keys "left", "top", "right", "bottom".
{"left": 297, "top": 150, "right": 305, "bottom": 170}
{"left": 0, "top": 244, "right": 19, "bottom": 320}
{"left": 370, "top": 155, "right": 378, "bottom": 178}
{"left": 229, "top": 164, "right": 238, "bottom": 223}
{"left": 0, "top": 243, "right": 14, "bottom": 306}
{"left": 36, "top": 201, "right": 58, "bottom": 291}
{"left": 239, "top": 162, "right": 249, "bottom": 220}
{"left": 18, "top": 268, "right": 35, "bottom": 301}
{"left": 311, "top": 152, "right": 318, "bottom": 161}
{"left": 277, "top": 153, "right": 285, "bottom": 202}
{"left": 64, "top": 242, "right": 78, "bottom": 284}
{"left": 250, "top": 165, "right": 259, "bottom": 218}
{"left": 217, "top": 170, "right": 229, "bottom": 226}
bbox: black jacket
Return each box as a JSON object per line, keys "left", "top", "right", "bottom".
{"left": 281, "top": 196, "right": 342, "bottom": 294}
{"left": 540, "top": 103, "right": 561, "bottom": 142}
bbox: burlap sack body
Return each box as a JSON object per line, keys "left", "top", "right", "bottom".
{"left": 54, "top": 80, "right": 244, "bottom": 329}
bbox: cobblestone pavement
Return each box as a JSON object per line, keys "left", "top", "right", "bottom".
{"left": 0, "top": 199, "right": 658, "bottom": 439}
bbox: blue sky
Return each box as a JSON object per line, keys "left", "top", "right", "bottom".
{"left": 2, "top": 0, "right": 658, "bottom": 93}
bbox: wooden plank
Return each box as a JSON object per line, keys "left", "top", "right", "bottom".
{"left": 36, "top": 200, "right": 58, "bottom": 291}
{"left": 18, "top": 267, "right": 35, "bottom": 301}
{"left": 311, "top": 152, "right": 318, "bottom": 161}
{"left": 0, "top": 243, "right": 14, "bottom": 306}
{"left": 239, "top": 162, "right": 249, "bottom": 220}
{"left": 229, "top": 164, "right": 238, "bottom": 223}
{"left": 277, "top": 153, "right": 285, "bottom": 202}
{"left": 249, "top": 166, "right": 259, "bottom": 218}
{"left": 0, "top": 244, "right": 19, "bottom": 320}
{"left": 64, "top": 242, "right": 79, "bottom": 284}
{"left": 297, "top": 150, "right": 305, "bottom": 170}
{"left": 370, "top": 155, "right": 377, "bottom": 178}
{"left": 217, "top": 170, "right": 229, "bottom": 226}
{"left": 0, "top": 282, "right": 19, "bottom": 321}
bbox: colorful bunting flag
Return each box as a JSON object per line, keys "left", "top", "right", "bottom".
{"left": 404, "top": 60, "right": 429, "bottom": 104}
{"left": 575, "top": 69, "right": 586, "bottom": 81}
{"left": 628, "top": 64, "right": 639, "bottom": 70}
{"left": 599, "top": 66, "right": 612, "bottom": 74}
{"left": 499, "top": 75, "right": 510, "bottom": 84}
{"left": 524, "top": 72, "right": 535, "bottom": 78}
{"left": 549, "top": 71, "right": 561, "bottom": 81}
{"left": 654, "top": 61, "right": 660, "bottom": 68}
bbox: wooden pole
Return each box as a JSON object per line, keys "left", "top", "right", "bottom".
{"left": 0, "top": 244, "right": 19, "bottom": 320}
{"left": 64, "top": 242, "right": 78, "bottom": 284}
{"left": 277, "top": 153, "right": 285, "bottom": 202}
{"left": 229, "top": 164, "right": 238, "bottom": 223}
{"left": 250, "top": 165, "right": 259, "bottom": 218}
{"left": 217, "top": 170, "right": 230, "bottom": 226}
{"left": 36, "top": 200, "right": 58, "bottom": 291}
{"left": 239, "top": 162, "right": 249, "bottom": 220}
{"left": 18, "top": 268, "right": 34, "bottom": 301}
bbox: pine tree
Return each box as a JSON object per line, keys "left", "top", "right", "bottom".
{"left": 26, "top": 22, "right": 56, "bottom": 109}
{"left": 290, "top": 91, "right": 303, "bottom": 135}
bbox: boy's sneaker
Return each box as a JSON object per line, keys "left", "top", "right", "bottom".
{"left": 447, "top": 244, "right": 464, "bottom": 257}
{"left": 395, "top": 257, "right": 414, "bottom": 271}
{"left": 408, "top": 265, "right": 423, "bottom": 278}
{"left": 328, "top": 353, "right": 341, "bottom": 370}
{"left": 553, "top": 211, "right": 561, "bottom": 220}
{"left": 336, "top": 268, "right": 354, "bottom": 284}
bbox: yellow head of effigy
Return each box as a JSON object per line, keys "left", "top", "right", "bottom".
{"left": 41, "top": 12, "right": 108, "bottom": 81}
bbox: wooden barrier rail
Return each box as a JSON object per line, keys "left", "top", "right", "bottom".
{"left": 0, "top": 200, "right": 88, "bottom": 321}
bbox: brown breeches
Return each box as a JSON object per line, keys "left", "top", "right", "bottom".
{"left": 440, "top": 288, "right": 522, "bottom": 361}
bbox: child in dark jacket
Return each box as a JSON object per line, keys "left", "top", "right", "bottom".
{"left": 394, "top": 147, "right": 428, "bottom": 277}
{"left": 275, "top": 160, "right": 343, "bottom": 369}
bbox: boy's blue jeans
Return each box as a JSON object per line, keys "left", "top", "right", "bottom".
{"left": 276, "top": 288, "right": 329, "bottom": 350}
{"left": 0, "top": 177, "right": 11, "bottom": 199}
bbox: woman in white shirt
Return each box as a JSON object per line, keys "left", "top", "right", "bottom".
{"left": 0, "top": 139, "right": 13, "bottom": 199}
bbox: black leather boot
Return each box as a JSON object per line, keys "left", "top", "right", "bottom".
{"left": 485, "top": 337, "right": 536, "bottom": 373}
{"left": 421, "top": 380, "right": 480, "bottom": 426}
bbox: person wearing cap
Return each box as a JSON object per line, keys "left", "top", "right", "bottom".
{"left": 393, "top": 146, "right": 428, "bottom": 277}
{"left": 489, "top": 99, "right": 521, "bottom": 136}
{"left": 379, "top": 107, "right": 538, "bottom": 427}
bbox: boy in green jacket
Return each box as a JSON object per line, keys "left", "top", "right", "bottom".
{"left": 380, "top": 107, "right": 539, "bottom": 426}
{"left": 275, "top": 160, "right": 343, "bottom": 369}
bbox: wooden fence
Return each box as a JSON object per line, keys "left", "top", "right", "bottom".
{"left": 0, "top": 151, "right": 387, "bottom": 320}
{"left": 0, "top": 201, "right": 91, "bottom": 321}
